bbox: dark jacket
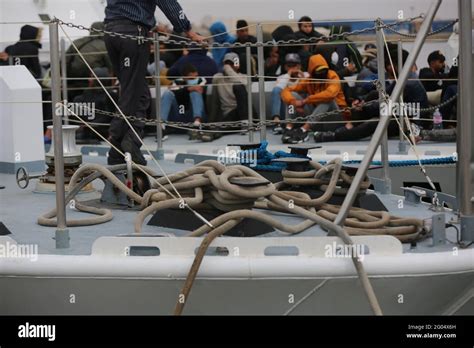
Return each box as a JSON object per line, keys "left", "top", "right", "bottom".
{"left": 419, "top": 67, "right": 448, "bottom": 92}
{"left": 294, "top": 26, "right": 322, "bottom": 44}
{"left": 327, "top": 26, "right": 363, "bottom": 78}
{"left": 167, "top": 49, "right": 218, "bottom": 84}
{"left": 66, "top": 22, "right": 112, "bottom": 79}
{"left": 362, "top": 71, "right": 428, "bottom": 119}
{"left": 105, "top": 0, "right": 191, "bottom": 32}
{"left": 231, "top": 35, "right": 258, "bottom": 74}
{"left": 5, "top": 25, "right": 42, "bottom": 78}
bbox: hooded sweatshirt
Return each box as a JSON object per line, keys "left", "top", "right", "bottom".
{"left": 281, "top": 54, "right": 347, "bottom": 108}
{"left": 209, "top": 21, "right": 236, "bottom": 71}
{"left": 328, "top": 26, "right": 363, "bottom": 78}
{"left": 5, "top": 25, "right": 42, "bottom": 78}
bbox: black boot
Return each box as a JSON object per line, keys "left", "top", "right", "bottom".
{"left": 107, "top": 137, "right": 125, "bottom": 165}
{"left": 121, "top": 132, "right": 147, "bottom": 166}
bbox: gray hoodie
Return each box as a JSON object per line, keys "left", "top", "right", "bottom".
{"left": 213, "top": 65, "right": 247, "bottom": 116}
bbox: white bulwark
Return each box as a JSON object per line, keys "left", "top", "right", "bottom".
{"left": 0, "top": 65, "right": 45, "bottom": 173}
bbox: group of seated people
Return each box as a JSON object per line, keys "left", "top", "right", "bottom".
{"left": 1, "top": 17, "right": 459, "bottom": 144}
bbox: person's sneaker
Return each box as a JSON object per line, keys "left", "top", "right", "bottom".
{"left": 288, "top": 127, "right": 309, "bottom": 144}
{"left": 314, "top": 131, "right": 336, "bottom": 143}
{"left": 281, "top": 127, "right": 294, "bottom": 143}
{"left": 188, "top": 130, "right": 199, "bottom": 140}
{"left": 410, "top": 123, "right": 421, "bottom": 137}
{"left": 272, "top": 124, "right": 283, "bottom": 135}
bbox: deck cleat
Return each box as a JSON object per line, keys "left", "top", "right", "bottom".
{"left": 288, "top": 144, "right": 322, "bottom": 157}
{"left": 272, "top": 157, "right": 311, "bottom": 172}
{"left": 228, "top": 176, "right": 271, "bottom": 187}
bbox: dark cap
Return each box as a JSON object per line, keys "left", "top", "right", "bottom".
{"left": 237, "top": 20, "right": 248, "bottom": 30}
{"left": 285, "top": 53, "right": 301, "bottom": 64}
{"left": 427, "top": 50, "right": 446, "bottom": 64}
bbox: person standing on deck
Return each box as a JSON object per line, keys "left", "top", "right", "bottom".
{"left": 104, "top": 0, "right": 204, "bottom": 165}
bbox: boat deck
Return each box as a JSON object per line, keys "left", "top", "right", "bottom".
{"left": 0, "top": 134, "right": 464, "bottom": 256}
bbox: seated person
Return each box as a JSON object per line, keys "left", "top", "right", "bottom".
{"left": 271, "top": 53, "right": 309, "bottom": 134}
{"left": 211, "top": 52, "right": 255, "bottom": 127}
{"left": 314, "top": 49, "right": 429, "bottom": 142}
{"left": 280, "top": 54, "right": 347, "bottom": 144}
{"left": 295, "top": 16, "right": 323, "bottom": 43}
{"left": 231, "top": 19, "right": 258, "bottom": 75}
{"left": 73, "top": 67, "right": 117, "bottom": 143}
{"left": 209, "top": 21, "right": 236, "bottom": 71}
{"left": 354, "top": 46, "right": 378, "bottom": 95}
{"left": 327, "top": 26, "right": 363, "bottom": 79}
{"left": 160, "top": 63, "right": 207, "bottom": 133}
{"left": 167, "top": 42, "right": 218, "bottom": 85}
{"left": 439, "top": 60, "right": 458, "bottom": 123}
{"left": 419, "top": 50, "right": 448, "bottom": 92}
{"left": 5, "top": 25, "right": 43, "bottom": 79}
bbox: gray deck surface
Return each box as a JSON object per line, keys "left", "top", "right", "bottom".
{"left": 0, "top": 134, "right": 462, "bottom": 256}
{"left": 80, "top": 133, "right": 457, "bottom": 160}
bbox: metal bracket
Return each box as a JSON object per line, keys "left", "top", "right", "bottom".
{"left": 397, "top": 140, "right": 409, "bottom": 154}
{"left": 431, "top": 214, "right": 446, "bottom": 247}
{"left": 460, "top": 215, "right": 474, "bottom": 242}
{"left": 55, "top": 228, "right": 70, "bottom": 249}
{"left": 101, "top": 172, "right": 130, "bottom": 207}
{"left": 401, "top": 186, "right": 426, "bottom": 205}
{"left": 371, "top": 177, "right": 392, "bottom": 195}
{"left": 411, "top": 186, "right": 459, "bottom": 211}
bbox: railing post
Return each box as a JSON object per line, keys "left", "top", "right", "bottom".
{"left": 457, "top": 0, "right": 474, "bottom": 241}
{"left": 60, "top": 37, "right": 69, "bottom": 125}
{"left": 154, "top": 32, "right": 164, "bottom": 160}
{"left": 397, "top": 39, "right": 408, "bottom": 154}
{"left": 375, "top": 18, "right": 391, "bottom": 194}
{"left": 256, "top": 23, "right": 267, "bottom": 141}
{"left": 246, "top": 45, "right": 254, "bottom": 142}
{"left": 50, "top": 20, "right": 69, "bottom": 249}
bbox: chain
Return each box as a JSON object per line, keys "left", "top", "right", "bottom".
{"left": 382, "top": 19, "right": 458, "bottom": 38}
{"left": 419, "top": 93, "right": 457, "bottom": 113}
{"left": 61, "top": 78, "right": 457, "bottom": 133}
{"left": 54, "top": 15, "right": 426, "bottom": 49}
{"left": 374, "top": 77, "right": 458, "bottom": 113}
{"left": 69, "top": 97, "right": 381, "bottom": 131}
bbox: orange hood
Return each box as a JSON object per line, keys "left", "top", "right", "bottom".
{"left": 308, "top": 54, "right": 329, "bottom": 74}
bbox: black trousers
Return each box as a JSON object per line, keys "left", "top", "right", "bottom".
{"left": 104, "top": 21, "right": 150, "bottom": 165}
{"left": 334, "top": 119, "right": 400, "bottom": 141}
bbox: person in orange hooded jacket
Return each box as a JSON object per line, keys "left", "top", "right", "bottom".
{"left": 280, "top": 54, "right": 347, "bottom": 143}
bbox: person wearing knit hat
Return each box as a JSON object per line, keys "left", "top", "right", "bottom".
{"left": 355, "top": 47, "right": 379, "bottom": 94}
